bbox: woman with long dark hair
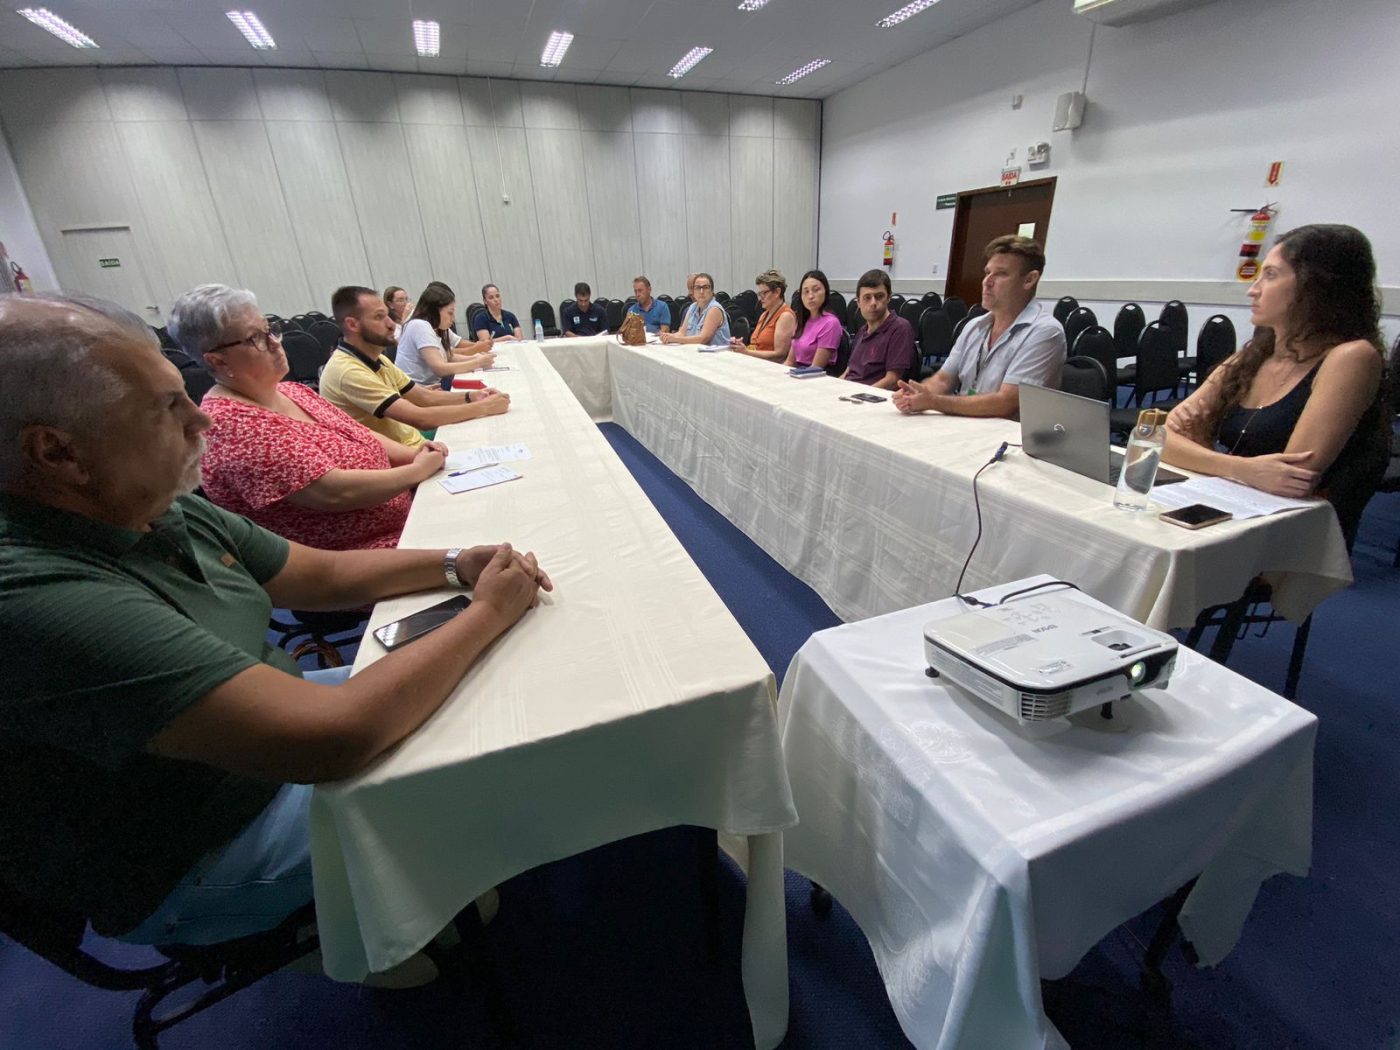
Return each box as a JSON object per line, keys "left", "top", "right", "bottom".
{"left": 395, "top": 281, "right": 495, "bottom": 386}
{"left": 783, "top": 269, "right": 843, "bottom": 370}
{"left": 1163, "top": 224, "right": 1388, "bottom": 537}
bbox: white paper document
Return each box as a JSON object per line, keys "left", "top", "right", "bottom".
{"left": 445, "top": 444, "right": 532, "bottom": 471}
{"left": 438, "top": 464, "right": 522, "bottom": 494}
{"left": 1152, "top": 475, "right": 1320, "bottom": 520}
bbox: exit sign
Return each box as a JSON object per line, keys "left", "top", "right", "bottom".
{"left": 935, "top": 193, "right": 957, "bottom": 210}
{"left": 99, "top": 257, "right": 121, "bottom": 268}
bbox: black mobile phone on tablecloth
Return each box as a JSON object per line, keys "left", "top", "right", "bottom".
{"left": 1159, "top": 503, "right": 1233, "bottom": 530}
{"left": 373, "top": 594, "right": 472, "bottom": 650}
{"left": 854, "top": 392, "right": 887, "bottom": 402}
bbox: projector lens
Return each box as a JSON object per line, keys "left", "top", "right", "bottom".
{"left": 1129, "top": 660, "right": 1147, "bottom": 684}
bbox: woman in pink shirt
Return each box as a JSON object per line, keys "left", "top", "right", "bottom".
{"left": 784, "top": 270, "right": 843, "bottom": 370}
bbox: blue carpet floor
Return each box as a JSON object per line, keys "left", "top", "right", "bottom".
{"left": 1, "top": 421, "right": 1396, "bottom": 1049}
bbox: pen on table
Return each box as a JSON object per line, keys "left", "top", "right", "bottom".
{"left": 446, "top": 463, "right": 498, "bottom": 478}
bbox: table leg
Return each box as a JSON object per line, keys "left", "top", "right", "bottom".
{"left": 741, "top": 831, "right": 789, "bottom": 1050}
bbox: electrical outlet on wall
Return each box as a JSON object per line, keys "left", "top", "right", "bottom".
{"left": 502, "top": 193, "right": 511, "bottom": 204}
{"left": 931, "top": 264, "right": 939, "bottom": 275}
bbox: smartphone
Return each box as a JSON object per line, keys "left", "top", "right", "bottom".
{"left": 854, "top": 392, "right": 887, "bottom": 403}
{"left": 372, "top": 594, "right": 472, "bottom": 650}
{"left": 1160, "top": 503, "right": 1233, "bottom": 530}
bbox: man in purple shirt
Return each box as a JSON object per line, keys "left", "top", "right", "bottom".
{"left": 842, "top": 269, "right": 915, "bottom": 388}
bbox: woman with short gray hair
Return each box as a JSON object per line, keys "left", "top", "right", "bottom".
{"left": 168, "top": 284, "right": 446, "bottom": 551}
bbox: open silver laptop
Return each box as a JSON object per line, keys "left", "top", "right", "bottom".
{"left": 1019, "top": 384, "right": 1186, "bottom": 487}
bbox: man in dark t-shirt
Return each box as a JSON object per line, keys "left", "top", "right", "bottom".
{"left": 842, "top": 268, "right": 915, "bottom": 388}
{"left": 560, "top": 282, "right": 608, "bottom": 336}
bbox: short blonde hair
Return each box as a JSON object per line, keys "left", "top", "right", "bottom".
{"left": 754, "top": 269, "right": 787, "bottom": 296}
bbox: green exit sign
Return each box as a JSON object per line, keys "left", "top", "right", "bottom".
{"left": 935, "top": 194, "right": 957, "bottom": 210}
{"left": 99, "top": 257, "right": 121, "bottom": 268}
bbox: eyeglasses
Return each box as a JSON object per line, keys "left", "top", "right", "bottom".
{"left": 693, "top": 283, "right": 713, "bottom": 291}
{"left": 211, "top": 320, "right": 287, "bottom": 354}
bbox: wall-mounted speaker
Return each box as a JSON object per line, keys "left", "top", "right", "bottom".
{"left": 1053, "top": 91, "right": 1086, "bottom": 132}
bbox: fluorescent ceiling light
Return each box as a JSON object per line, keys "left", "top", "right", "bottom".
{"left": 668, "top": 46, "right": 713, "bottom": 79}
{"left": 413, "top": 20, "right": 440, "bottom": 57}
{"left": 226, "top": 10, "right": 276, "bottom": 49}
{"left": 876, "top": 0, "right": 940, "bottom": 28}
{"left": 775, "top": 58, "right": 829, "bottom": 85}
{"left": 17, "top": 8, "right": 98, "bottom": 48}
{"left": 737, "top": 0, "right": 770, "bottom": 10}
{"left": 540, "top": 30, "right": 573, "bottom": 67}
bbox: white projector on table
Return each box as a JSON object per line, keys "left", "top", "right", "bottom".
{"left": 923, "top": 588, "right": 1177, "bottom": 727}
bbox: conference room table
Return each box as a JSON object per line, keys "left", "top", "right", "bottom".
{"left": 309, "top": 342, "right": 798, "bottom": 1050}
{"left": 778, "top": 577, "right": 1318, "bottom": 1050}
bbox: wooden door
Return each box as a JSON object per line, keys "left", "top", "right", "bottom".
{"left": 944, "top": 179, "right": 1056, "bottom": 307}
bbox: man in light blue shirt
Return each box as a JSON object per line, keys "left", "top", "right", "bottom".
{"left": 893, "top": 236, "right": 1065, "bottom": 420}
{"left": 626, "top": 275, "right": 671, "bottom": 334}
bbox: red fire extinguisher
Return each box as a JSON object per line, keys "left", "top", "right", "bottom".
{"left": 882, "top": 230, "right": 895, "bottom": 269}
{"left": 1236, "top": 206, "right": 1272, "bottom": 282}
{"left": 10, "top": 261, "right": 32, "bottom": 294}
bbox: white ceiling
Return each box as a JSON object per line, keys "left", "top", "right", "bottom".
{"left": 0, "top": 0, "right": 1043, "bottom": 99}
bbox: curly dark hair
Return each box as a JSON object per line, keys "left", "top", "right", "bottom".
{"left": 1212, "top": 224, "right": 1384, "bottom": 426}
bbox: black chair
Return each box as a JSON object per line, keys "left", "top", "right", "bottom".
{"left": 1070, "top": 325, "right": 1119, "bottom": 398}
{"left": 918, "top": 308, "right": 954, "bottom": 370}
{"left": 0, "top": 879, "right": 318, "bottom": 1050}
{"left": 605, "top": 299, "right": 625, "bottom": 333}
{"left": 966, "top": 303, "right": 987, "bottom": 320}
{"left": 919, "top": 291, "right": 943, "bottom": 311}
{"left": 304, "top": 310, "right": 328, "bottom": 323}
{"left": 826, "top": 328, "right": 852, "bottom": 378}
{"left": 846, "top": 297, "right": 865, "bottom": 333}
{"left": 288, "top": 313, "right": 314, "bottom": 332}
{"left": 1157, "top": 300, "right": 1192, "bottom": 388}
{"left": 1193, "top": 314, "right": 1237, "bottom": 384}
{"left": 943, "top": 296, "right": 968, "bottom": 325}
{"left": 531, "top": 300, "right": 560, "bottom": 337}
{"left": 307, "top": 319, "right": 341, "bottom": 355}
{"left": 950, "top": 312, "right": 975, "bottom": 344}
{"left": 730, "top": 315, "right": 752, "bottom": 344}
{"left": 1060, "top": 355, "right": 1112, "bottom": 403}
{"left": 1063, "top": 306, "right": 1098, "bottom": 352}
{"left": 162, "top": 347, "right": 215, "bottom": 405}
{"left": 1113, "top": 304, "right": 1147, "bottom": 398}
{"left": 658, "top": 294, "right": 673, "bottom": 302}
{"left": 734, "top": 289, "right": 759, "bottom": 323}
{"left": 1053, "top": 296, "right": 1079, "bottom": 326}
{"left": 898, "top": 300, "right": 924, "bottom": 330}
{"left": 714, "top": 290, "right": 730, "bottom": 303}
{"left": 280, "top": 329, "right": 327, "bottom": 387}
{"left": 886, "top": 293, "right": 905, "bottom": 317}
{"left": 826, "top": 290, "right": 847, "bottom": 326}
{"left": 1110, "top": 321, "right": 1182, "bottom": 435}
{"left": 669, "top": 297, "right": 689, "bottom": 330}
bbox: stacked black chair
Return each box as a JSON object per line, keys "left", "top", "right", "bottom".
{"left": 305, "top": 310, "right": 328, "bottom": 323}
{"left": 966, "top": 303, "right": 987, "bottom": 320}
{"left": 1193, "top": 314, "right": 1237, "bottom": 384}
{"left": 1070, "top": 325, "right": 1119, "bottom": 398}
{"left": 950, "top": 312, "right": 975, "bottom": 344}
{"left": 1110, "top": 321, "right": 1183, "bottom": 435}
{"left": 1060, "top": 355, "right": 1112, "bottom": 403}
{"left": 1063, "top": 306, "right": 1098, "bottom": 352}
{"left": 531, "top": 300, "right": 560, "bottom": 337}
{"left": 1053, "top": 296, "right": 1080, "bottom": 325}
{"left": 308, "top": 319, "right": 341, "bottom": 355}
{"left": 604, "top": 299, "right": 624, "bottom": 333}
{"left": 919, "top": 291, "right": 943, "bottom": 311}
{"left": 943, "top": 296, "right": 968, "bottom": 325}
{"left": 1113, "top": 303, "right": 1146, "bottom": 393}
{"left": 898, "top": 300, "right": 924, "bottom": 329}
{"left": 288, "top": 313, "right": 314, "bottom": 332}
{"left": 918, "top": 308, "right": 954, "bottom": 371}
{"left": 714, "top": 290, "right": 730, "bottom": 303}
{"left": 886, "top": 293, "right": 905, "bottom": 317}
{"left": 1159, "top": 300, "right": 1191, "bottom": 386}
{"left": 280, "top": 329, "right": 327, "bottom": 388}
{"left": 734, "top": 289, "right": 759, "bottom": 324}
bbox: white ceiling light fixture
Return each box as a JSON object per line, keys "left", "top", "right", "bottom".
{"left": 668, "top": 46, "right": 713, "bottom": 79}
{"left": 737, "top": 0, "right": 771, "bottom": 11}
{"left": 775, "top": 58, "right": 829, "bottom": 85}
{"left": 540, "top": 30, "right": 574, "bottom": 67}
{"left": 413, "top": 19, "right": 440, "bottom": 57}
{"left": 226, "top": 10, "right": 276, "bottom": 49}
{"left": 17, "top": 8, "right": 98, "bottom": 48}
{"left": 876, "top": 0, "right": 941, "bottom": 28}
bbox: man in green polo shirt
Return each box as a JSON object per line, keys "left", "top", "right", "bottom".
{"left": 0, "top": 294, "right": 550, "bottom": 955}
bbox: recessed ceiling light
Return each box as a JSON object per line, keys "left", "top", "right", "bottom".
{"left": 775, "top": 59, "right": 829, "bottom": 85}
{"left": 737, "top": 0, "right": 770, "bottom": 10}
{"left": 540, "top": 30, "right": 573, "bottom": 67}
{"left": 413, "top": 20, "right": 440, "bottom": 57}
{"left": 17, "top": 8, "right": 98, "bottom": 48}
{"left": 668, "top": 46, "right": 713, "bottom": 79}
{"left": 226, "top": 10, "right": 276, "bottom": 49}
{"left": 876, "top": 0, "right": 940, "bottom": 28}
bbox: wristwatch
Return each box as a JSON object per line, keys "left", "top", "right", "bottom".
{"left": 444, "top": 547, "right": 464, "bottom": 587}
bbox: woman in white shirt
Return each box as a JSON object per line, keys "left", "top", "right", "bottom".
{"left": 394, "top": 281, "right": 496, "bottom": 387}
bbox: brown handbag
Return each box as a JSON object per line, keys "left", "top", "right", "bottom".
{"left": 619, "top": 312, "right": 647, "bottom": 346}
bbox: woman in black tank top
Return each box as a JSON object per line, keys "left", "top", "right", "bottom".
{"left": 1163, "top": 224, "right": 1389, "bottom": 541}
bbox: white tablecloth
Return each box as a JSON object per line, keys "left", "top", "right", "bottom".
{"left": 605, "top": 343, "right": 1352, "bottom": 629}
{"left": 534, "top": 334, "right": 614, "bottom": 421}
{"left": 310, "top": 344, "right": 797, "bottom": 1049}
{"left": 777, "top": 577, "right": 1317, "bottom": 1050}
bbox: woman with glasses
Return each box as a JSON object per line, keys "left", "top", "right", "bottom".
{"left": 396, "top": 281, "right": 495, "bottom": 388}
{"left": 729, "top": 269, "right": 794, "bottom": 362}
{"left": 167, "top": 284, "right": 445, "bottom": 551}
{"left": 784, "top": 270, "right": 842, "bottom": 371}
{"left": 660, "top": 272, "right": 730, "bottom": 347}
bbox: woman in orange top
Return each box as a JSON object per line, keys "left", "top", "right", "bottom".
{"left": 729, "top": 269, "right": 795, "bottom": 362}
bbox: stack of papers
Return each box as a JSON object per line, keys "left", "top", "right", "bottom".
{"left": 445, "top": 444, "right": 531, "bottom": 471}
{"left": 698, "top": 344, "right": 726, "bottom": 354}
{"left": 1152, "top": 475, "right": 1321, "bottom": 520}
{"left": 438, "top": 465, "right": 521, "bottom": 494}
{"left": 787, "top": 366, "right": 826, "bottom": 378}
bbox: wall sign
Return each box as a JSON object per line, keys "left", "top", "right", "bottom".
{"left": 935, "top": 193, "right": 957, "bottom": 210}
{"left": 1000, "top": 167, "right": 1021, "bottom": 187}
{"left": 99, "top": 258, "right": 121, "bottom": 268}
{"left": 1267, "top": 161, "right": 1284, "bottom": 187}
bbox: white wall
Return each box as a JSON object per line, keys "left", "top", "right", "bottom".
{"left": 818, "top": 0, "right": 1400, "bottom": 325}
{"left": 0, "top": 127, "right": 58, "bottom": 292}
{"left": 0, "top": 68, "right": 819, "bottom": 319}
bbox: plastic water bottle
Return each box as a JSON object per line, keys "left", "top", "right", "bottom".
{"left": 533, "top": 319, "right": 544, "bottom": 343}
{"left": 1113, "top": 408, "right": 1169, "bottom": 512}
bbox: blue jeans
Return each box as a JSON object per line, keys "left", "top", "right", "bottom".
{"left": 118, "top": 665, "right": 351, "bottom": 946}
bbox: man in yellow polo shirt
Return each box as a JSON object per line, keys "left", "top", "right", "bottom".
{"left": 321, "top": 286, "right": 509, "bottom": 445}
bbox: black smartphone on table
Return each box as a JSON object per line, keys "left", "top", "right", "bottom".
{"left": 373, "top": 594, "right": 472, "bottom": 649}
{"left": 1159, "top": 503, "right": 1233, "bottom": 530}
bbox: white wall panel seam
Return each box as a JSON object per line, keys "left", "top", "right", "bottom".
{"left": 177, "top": 83, "right": 244, "bottom": 299}
{"left": 258, "top": 118, "right": 315, "bottom": 306}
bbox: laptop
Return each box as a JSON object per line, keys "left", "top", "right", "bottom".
{"left": 1019, "top": 384, "right": 1187, "bottom": 487}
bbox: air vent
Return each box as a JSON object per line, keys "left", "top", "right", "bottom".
{"left": 1019, "top": 691, "right": 1071, "bottom": 721}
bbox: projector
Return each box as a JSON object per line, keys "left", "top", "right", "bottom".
{"left": 923, "top": 589, "right": 1177, "bottom": 727}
